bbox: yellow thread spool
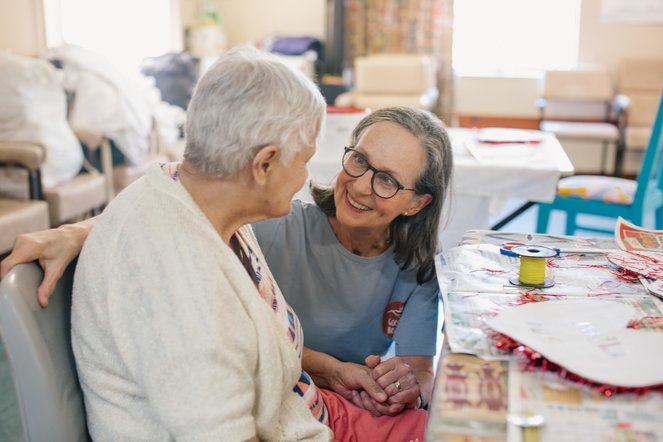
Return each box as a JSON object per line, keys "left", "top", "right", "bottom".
{"left": 509, "top": 245, "right": 556, "bottom": 288}
{"left": 519, "top": 256, "right": 546, "bottom": 285}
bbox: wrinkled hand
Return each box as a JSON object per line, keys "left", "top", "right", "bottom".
{"left": 357, "top": 355, "right": 421, "bottom": 417}
{"left": 0, "top": 224, "right": 86, "bottom": 307}
{"left": 326, "top": 357, "right": 388, "bottom": 411}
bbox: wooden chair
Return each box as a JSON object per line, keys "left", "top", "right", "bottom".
{"left": 538, "top": 69, "right": 625, "bottom": 176}
{"left": 78, "top": 118, "right": 171, "bottom": 200}
{"left": 536, "top": 92, "right": 663, "bottom": 235}
{"left": 0, "top": 142, "right": 50, "bottom": 255}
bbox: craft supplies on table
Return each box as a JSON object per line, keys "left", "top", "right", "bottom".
{"left": 427, "top": 229, "right": 663, "bottom": 442}
{"left": 507, "top": 245, "right": 556, "bottom": 288}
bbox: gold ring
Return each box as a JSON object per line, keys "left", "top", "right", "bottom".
{"left": 394, "top": 381, "right": 401, "bottom": 392}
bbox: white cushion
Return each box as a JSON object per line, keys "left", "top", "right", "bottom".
{"left": 540, "top": 121, "right": 619, "bottom": 140}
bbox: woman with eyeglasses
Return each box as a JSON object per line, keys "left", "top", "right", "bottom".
{"left": 254, "top": 107, "right": 453, "bottom": 416}
{"left": 1, "top": 106, "right": 453, "bottom": 420}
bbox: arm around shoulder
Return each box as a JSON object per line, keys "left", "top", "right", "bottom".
{"left": 0, "top": 215, "right": 99, "bottom": 307}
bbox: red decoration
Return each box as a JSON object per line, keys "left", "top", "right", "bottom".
{"left": 492, "top": 332, "right": 663, "bottom": 396}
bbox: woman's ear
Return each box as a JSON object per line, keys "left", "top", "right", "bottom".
{"left": 251, "top": 145, "right": 280, "bottom": 185}
{"left": 404, "top": 193, "right": 433, "bottom": 216}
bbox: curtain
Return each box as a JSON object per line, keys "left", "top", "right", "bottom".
{"left": 344, "top": 0, "right": 454, "bottom": 123}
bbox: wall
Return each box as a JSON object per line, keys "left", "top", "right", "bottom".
{"left": 182, "top": 0, "right": 325, "bottom": 47}
{"left": 0, "top": 0, "right": 44, "bottom": 56}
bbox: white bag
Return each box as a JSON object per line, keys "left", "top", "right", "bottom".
{"left": 0, "top": 53, "right": 83, "bottom": 189}
{"left": 46, "top": 44, "right": 153, "bottom": 166}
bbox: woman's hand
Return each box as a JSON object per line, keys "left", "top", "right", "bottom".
{"left": 356, "top": 355, "right": 422, "bottom": 416}
{"left": 326, "top": 360, "right": 389, "bottom": 410}
{"left": 0, "top": 217, "right": 96, "bottom": 307}
{"left": 302, "top": 348, "right": 388, "bottom": 411}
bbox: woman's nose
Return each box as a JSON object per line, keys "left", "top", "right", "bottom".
{"left": 352, "top": 171, "right": 374, "bottom": 195}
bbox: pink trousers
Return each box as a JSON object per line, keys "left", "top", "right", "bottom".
{"left": 320, "top": 389, "right": 427, "bottom": 442}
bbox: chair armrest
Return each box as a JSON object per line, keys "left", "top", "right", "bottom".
{"left": 536, "top": 97, "right": 548, "bottom": 122}
{"left": 0, "top": 141, "right": 45, "bottom": 200}
{"left": 421, "top": 88, "right": 440, "bottom": 110}
{"left": 614, "top": 94, "right": 630, "bottom": 111}
{"left": 613, "top": 94, "right": 630, "bottom": 128}
{"left": 0, "top": 141, "right": 45, "bottom": 172}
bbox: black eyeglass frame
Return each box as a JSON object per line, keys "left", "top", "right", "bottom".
{"left": 341, "top": 146, "right": 417, "bottom": 199}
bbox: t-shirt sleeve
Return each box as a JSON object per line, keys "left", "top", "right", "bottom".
{"left": 393, "top": 276, "right": 440, "bottom": 357}
{"left": 105, "top": 225, "right": 260, "bottom": 440}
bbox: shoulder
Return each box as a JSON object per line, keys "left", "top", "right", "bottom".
{"left": 252, "top": 199, "right": 327, "bottom": 246}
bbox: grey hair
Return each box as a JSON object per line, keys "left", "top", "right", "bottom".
{"left": 184, "top": 45, "right": 326, "bottom": 177}
{"left": 311, "top": 106, "right": 453, "bottom": 283}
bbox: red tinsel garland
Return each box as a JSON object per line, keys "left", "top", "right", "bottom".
{"left": 493, "top": 332, "right": 663, "bottom": 396}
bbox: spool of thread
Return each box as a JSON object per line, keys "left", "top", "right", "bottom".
{"left": 509, "top": 245, "right": 556, "bottom": 288}
{"left": 508, "top": 413, "right": 544, "bottom": 442}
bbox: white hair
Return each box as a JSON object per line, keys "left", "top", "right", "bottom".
{"left": 184, "top": 45, "right": 326, "bottom": 177}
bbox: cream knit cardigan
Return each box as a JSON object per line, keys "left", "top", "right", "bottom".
{"left": 72, "top": 163, "right": 332, "bottom": 441}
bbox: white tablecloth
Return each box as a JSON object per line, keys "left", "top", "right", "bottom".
{"left": 296, "top": 126, "right": 574, "bottom": 251}
{"left": 439, "top": 128, "right": 574, "bottom": 249}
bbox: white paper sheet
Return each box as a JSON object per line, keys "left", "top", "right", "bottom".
{"left": 487, "top": 300, "right": 663, "bottom": 387}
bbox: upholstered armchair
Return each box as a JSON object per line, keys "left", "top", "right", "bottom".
{"left": 335, "top": 54, "right": 439, "bottom": 111}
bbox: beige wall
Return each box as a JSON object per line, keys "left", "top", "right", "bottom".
{"left": 182, "top": 0, "right": 325, "bottom": 47}
{"left": 578, "top": 0, "right": 663, "bottom": 70}
{"left": 456, "top": 0, "right": 663, "bottom": 118}
{"left": 0, "top": 0, "right": 44, "bottom": 56}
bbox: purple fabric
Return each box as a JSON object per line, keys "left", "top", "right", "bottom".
{"left": 269, "top": 37, "right": 323, "bottom": 59}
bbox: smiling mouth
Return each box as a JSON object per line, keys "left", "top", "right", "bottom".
{"left": 347, "top": 193, "right": 371, "bottom": 211}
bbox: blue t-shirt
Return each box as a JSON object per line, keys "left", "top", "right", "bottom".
{"left": 253, "top": 200, "right": 439, "bottom": 364}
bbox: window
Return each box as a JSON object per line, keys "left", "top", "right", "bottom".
{"left": 452, "top": 0, "right": 581, "bottom": 77}
{"left": 43, "top": 0, "right": 182, "bottom": 74}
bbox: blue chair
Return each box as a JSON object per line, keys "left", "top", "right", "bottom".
{"left": 0, "top": 261, "right": 89, "bottom": 442}
{"left": 537, "top": 92, "right": 663, "bottom": 235}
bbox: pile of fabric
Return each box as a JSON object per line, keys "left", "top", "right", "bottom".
{"left": 0, "top": 52, "right": 82, "bottom": 189}
{"left": 45, "top": 44, "right": 185, "bottom": 165}
{"left": 0, "top": 44, "right": 186, "bottom": 195}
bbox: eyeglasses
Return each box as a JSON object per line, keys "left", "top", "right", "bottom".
{"left": 341, "top": 147, "right": 417, "bottom": 199}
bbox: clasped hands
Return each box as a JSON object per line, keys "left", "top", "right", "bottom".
{"left": 331, "top": 355, "right": 421, "bottom": 417}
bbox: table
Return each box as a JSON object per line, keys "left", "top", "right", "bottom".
{"left": 426, "top": 230, "right": 663, "bottom": 442}
{"left": 296, "top": 126, "right": 574, "bottom": 251}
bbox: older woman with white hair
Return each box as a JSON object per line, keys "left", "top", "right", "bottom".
{"left": 70, "top": 45, "right": 331, "bottom": 440}
{"left": 58, "top": 46, "right": 428, "bottom": 441}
